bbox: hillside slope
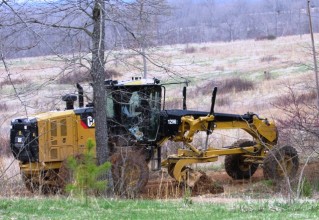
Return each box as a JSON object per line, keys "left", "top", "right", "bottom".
{"left": 0, "top": 34, "right": 316, "bottom": 135}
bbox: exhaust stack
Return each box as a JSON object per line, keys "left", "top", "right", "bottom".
{"left": 76, "top": 83, "right": 84, "bottom": 108}
{"left": 183, "top": 86, "right": 187, "bottom": 110}
{"left": 62, "top": 94, "right": 77, "bottom": 110}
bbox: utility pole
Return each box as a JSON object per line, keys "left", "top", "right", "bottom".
{"left": 307, "top": 0, "right": 319, "bottom": 107}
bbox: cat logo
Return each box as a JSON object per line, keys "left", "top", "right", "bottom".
{"left": 87, "top": 116, "right": 95, "bottom": 128}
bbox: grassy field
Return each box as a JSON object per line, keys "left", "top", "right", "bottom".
{"left": 0, "top": 197, "right": 319, "bottom": 219}
{"left": 0, "top": 35, "right": 315, "bottom": 116}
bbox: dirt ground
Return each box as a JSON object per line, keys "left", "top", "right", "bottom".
{"left": 139, "top": 162, "right": 319, "bottom": 201}
{"left": 4, "top": 160, "right": 319, "bottom": 201}
{"left": 140, "top": 168, "right": 264, "bottom": 200}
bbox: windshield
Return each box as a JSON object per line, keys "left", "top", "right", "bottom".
{"left": 107, "top": 85, "right": 161, "bottom": 142}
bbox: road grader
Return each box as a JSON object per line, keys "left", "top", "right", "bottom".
{"left": 10, "top": 78, "right": 299, "bottom": 194}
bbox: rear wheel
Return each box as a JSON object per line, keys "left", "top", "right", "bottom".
{"left": 224, "top": 139, "right": 259, "bottom": 179}
{"left": 111, "top": 150, "right": 149, "bottom": 197}
{"left": 263, "top": 145, "right": 299, "bottom": 180}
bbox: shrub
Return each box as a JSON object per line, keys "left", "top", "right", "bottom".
{"left": 0, "top": 78, "right": 28, "bottom": 88}
{"left": 273, "top": 90, "right": 316, "bottom": 107}
{"left": 183, "top": 46, "right": 196, "bottom": 54}
{"left": 66, "top": 139, "right": 111, "bottom": 205}
{"left": 216, "top": 96, "right": 230, "bottom": 106}
{"left": 255, "top": 35, "right": 277, "bottom": 41}
{"left": 267, "top": 35, "right": 277, "bottom": 40}
{"left": 182, "top": 187, "right": 193, "bottom": 206}
{"left": 200, "top": 46, "right": 208, "bottom": 52}
{"left": 58, "top": 69, "right": 90, "bottom": 84}
{"left": 199, "top": 77, "right": 255, "bottom": 95}
{"left": 58, "top": 69, "right": 122, "bottom": 84}
{"left": 300, "top": 178, "right": 313, "bottom": 198}
{"left": 220, "top": 78, "right": 255, "bottom": 94}
{"left": 260, "top": 56, "right": 278, "bottom": 63}
{"left": 215, "top": 66, "right": 225, "bottom": 71}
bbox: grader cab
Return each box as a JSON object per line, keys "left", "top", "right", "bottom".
{"left": 10, "top": 78, "right": 299, "bottom": 194}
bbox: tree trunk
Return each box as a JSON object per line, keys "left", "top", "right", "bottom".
{"left": 92, "top": 0, "right": 108, "bottom": 164}
{"left": 91, "top": 0, "right": 113, "bottom": 195}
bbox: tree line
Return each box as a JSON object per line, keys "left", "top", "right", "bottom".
{"left": 0, "top": 0, "right": 318, "bottom": 59}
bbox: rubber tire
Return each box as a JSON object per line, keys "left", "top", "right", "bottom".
{"left": 263, "top": 145, "right": 299, "bottom": 180}
{"left": 22, "top": 170, "right": 60, "bottom": 194}
{"left": 111, "top": 151, "right": 149, "bottom": 196}
{"left": 224, "top": 139, "right": 259, "bottom": 180}
{"left": 22, "top": 172, "right": 39, "bottom": 193}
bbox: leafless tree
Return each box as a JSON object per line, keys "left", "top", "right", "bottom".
{"left": 1, "top": 0, "right": 173, "bottom": 195}
{"left": 271, "top": 83, "right": 319, "bottom": 199}
{"left": 0, "top": 0, "right": 112, "bottom": 194}
{"left": 1, "top": 0, "right": 317, "bottom": 58}
{"left": 114, "top": 0, "right": 170, "bottom": 78}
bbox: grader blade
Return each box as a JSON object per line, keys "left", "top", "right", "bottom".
{"left": 168, "top": 161, "right": 203, "bottom": 187}
{"left": 165, "top": 152, "right": 218, "bottom": 188}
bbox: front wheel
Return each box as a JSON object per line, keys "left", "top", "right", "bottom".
{"left": 263, "top": 145, "right": 299, "bottom": 180}
{"left": 22, "top": 172, "right": 39, "bottom": 193}
{"left": 224, "top": 139, "right": 259, "bottom": 179}
{"left": 22, "top": 169, "right": 60, "bottom": 194}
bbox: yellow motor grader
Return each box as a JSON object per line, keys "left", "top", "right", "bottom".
{"left": 10, "top": 78, "right": 299, "bottom": 193}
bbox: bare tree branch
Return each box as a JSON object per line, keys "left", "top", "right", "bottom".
{"left": 0, "top": 53, "right": 28, "bottom": 116}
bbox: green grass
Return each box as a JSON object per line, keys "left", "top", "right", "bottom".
{"left": 0, "top": 198, "right": 319, "bottom": 219}
{"left": 227, "top": 57, "right": 250, "bottom": 64}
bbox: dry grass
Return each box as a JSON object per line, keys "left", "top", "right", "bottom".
{"left": 255, "top": 35, "right": 277, "bottom": 41}
{"left": 0, "top": 103, "right": 8, "bottom": 111}
{"left": 260, "top": 55, "right": 278, "bottom": 63}
{"left": 273, "top": 90, "right": 317, "bottom": 107}
{"left": 0, "top": 34, "right": 317, "bottom": 198}
{"left": 0, "top": 156, "right": 25, "bottom": 197}
{"left": 183, "top": 46, "right": 197, "bottom": 54}
{"left": 0, "top": 78, "right": 26, "bottom": 88}
{"left": 200, "top": 77, "right": 255, "bottom": 95}
{"left": 0, "top": 137, "right": 19, "bottom": 191}
{"left": 0, "top": 135, "right": 11, "bottom": 156}
{"left": 58, "top": 69, "right": 122, "bottom": 84}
